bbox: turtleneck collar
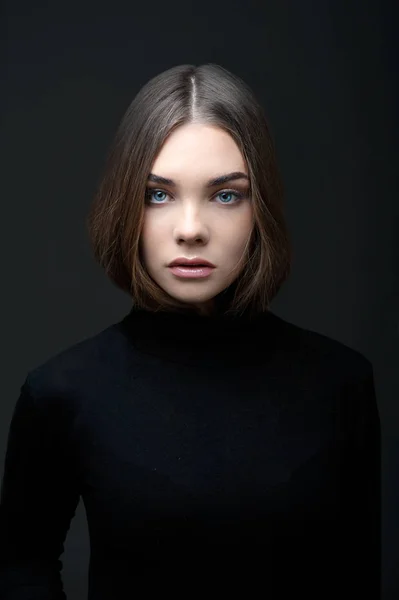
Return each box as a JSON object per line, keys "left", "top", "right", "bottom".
{"left": 116, "top": 304, "right": 284, "bottom": 368}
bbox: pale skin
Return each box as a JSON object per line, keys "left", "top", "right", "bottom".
{"left": 140, "top": 123, "right": 254, "bottom": 316}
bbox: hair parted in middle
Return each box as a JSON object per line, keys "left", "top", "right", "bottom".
{"left": 86, "top": 63, "right": 292, "bottom": 318}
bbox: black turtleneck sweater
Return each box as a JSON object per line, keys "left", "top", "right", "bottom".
{"left": 0, "top": 306, "right": 381, "bottom": 599}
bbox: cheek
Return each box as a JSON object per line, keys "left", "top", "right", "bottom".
{"left": 223, "top": 211, "right": 254, "bottom": 248}
{"left": 140, "top": 215, "right": 165, "bottom": 251}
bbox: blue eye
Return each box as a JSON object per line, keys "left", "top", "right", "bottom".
{"left": 145, "top": 188, "right": 245, "bottom": 205}
{"left": 217, "top": 191, "right": 242, "bottom": 204}
{"left": 146, "top": 190, "right": 168, "bottom": 203}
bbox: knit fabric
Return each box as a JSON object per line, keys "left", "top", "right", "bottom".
{"left": 0, "top": 306, "right": 381, "bottom": 599}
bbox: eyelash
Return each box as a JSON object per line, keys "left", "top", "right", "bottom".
{"left": 144, "top": 187, "right": 246, "bottom": 206}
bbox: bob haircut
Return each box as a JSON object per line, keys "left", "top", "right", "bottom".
{"left": 86, "top": 63, "right": 292, "bottom": 318}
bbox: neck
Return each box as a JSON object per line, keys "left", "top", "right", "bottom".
{"left": 117, "top": 302, "right": 283, "bottom": 368}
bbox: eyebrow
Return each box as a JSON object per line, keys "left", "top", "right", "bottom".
{"left": 147, "top": 171, "right": 250, "bottom": 188}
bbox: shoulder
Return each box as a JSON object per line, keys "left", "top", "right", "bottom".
{"left": 23, "top": 321, "right": 133, "bottom": 403}
{"left": 270, "top": 312, "right": 374, "bottom": 386}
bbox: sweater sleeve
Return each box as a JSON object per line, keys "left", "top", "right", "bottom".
{"left": 341, "top": 360, "right": 381, "bottom": 599}
{"left": 0, "top": 379, "right": 80, "bottom": 599}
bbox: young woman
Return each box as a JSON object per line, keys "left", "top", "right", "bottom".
{"left": 0, "top": 63, "right": 381, "bottom": 599}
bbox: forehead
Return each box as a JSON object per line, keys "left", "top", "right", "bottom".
{"left": 151, "top": 123, "right": 247, "bottom": 178}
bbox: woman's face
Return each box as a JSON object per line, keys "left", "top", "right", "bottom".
{"left": 140, "top": 123, "right": 254, "bottom": 315}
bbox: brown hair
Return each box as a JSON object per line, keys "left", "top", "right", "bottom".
{"left": 86, "top": 63, "right": 292, "bottom": 318}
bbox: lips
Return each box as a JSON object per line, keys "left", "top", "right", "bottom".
{"left": 168, "top": 258, "right": 215, "bottom": 268}
{"left": 168, "top": 263, "right": 214, "bottom": 278}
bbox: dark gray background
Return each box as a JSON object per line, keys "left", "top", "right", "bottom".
{"left": 2, "top": 0, "right": 397, "bottom": 598}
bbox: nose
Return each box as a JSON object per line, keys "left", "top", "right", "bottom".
{"left": 173, "top": 205, "right": 210, "bottom": 244}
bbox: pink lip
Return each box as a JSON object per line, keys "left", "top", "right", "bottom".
{"left": 168, "top": 265, "right": 214, "bottom": 278}
{"left": 168, "top": 257, "right": 215, "bottom": 268}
